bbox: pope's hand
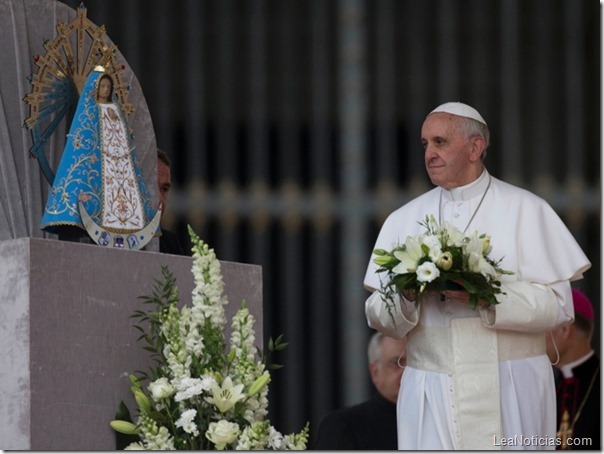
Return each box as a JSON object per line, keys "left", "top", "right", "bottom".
{"left": 440, "top": 289, "right": 488, "bottom": 308}
{"left": 401, "top": 289, "right": 417, "bottom": 302}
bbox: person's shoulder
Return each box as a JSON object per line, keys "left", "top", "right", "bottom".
{"left": 489, "top": 175, "right": 563, "bottom": 218}
{"left": 322, "top": 395, "right": 395, "bottom": 422}
{"left": 313, "top": 396, "right": 397, "bottom": 450}
{"left": 490, "top": 175, "right": 549, "bottom": 204}
{"left": 384, "top": 186, "right": 440, "bottom": 220}
{"left": 313, "top": 403, "right": 363, "bottom": 450}
{"left": 159, "top": 228, "right": 190, "bottom": 256}
{"left": 574, "top": 353, "right": 601, "bottom": 375}
{"left": 320, "top": 401, "right": 368, "bottom": 421}
{"left": 318, "top": 398, "right": 381, "bottom": 428}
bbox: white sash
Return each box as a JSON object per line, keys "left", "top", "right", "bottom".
{"left": 407, "top": 318, "right": 546, "bottom": 449}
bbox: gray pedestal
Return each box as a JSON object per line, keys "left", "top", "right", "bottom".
{"left": 0, "top": 237, "right": 262, "bottom": 450}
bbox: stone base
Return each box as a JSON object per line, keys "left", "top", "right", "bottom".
{"left": 0, "top": 238, "right": 262, "bottom": 450}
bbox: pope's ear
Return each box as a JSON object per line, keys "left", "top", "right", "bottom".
{"left": 560, "top": 322, "right": 574, "bottom": 339}
{"left": 469, "top": 136, "right": 486, "bottom": 162}
{"left": 368, "top": 361, "right": 379, "bottom": 383}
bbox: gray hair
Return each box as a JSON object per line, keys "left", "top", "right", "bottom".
{"left": 367, "top": 331, "right": 384, "bottom": 364}
{"left": 458, "top": 116, "right": 490, "bottom": 159}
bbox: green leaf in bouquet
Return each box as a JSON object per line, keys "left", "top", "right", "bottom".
{"left": 389, "top": 272, "right": 417, "bottom": 291}
{"left": 427, "top": 278, "right": 465, "bottom": 292}
{"left": 469, "top": 293, "right": 479, "bottom": 310}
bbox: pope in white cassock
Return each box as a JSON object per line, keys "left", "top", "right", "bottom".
{"left": 364, "top": 102, "right": 591, "bottom": 450}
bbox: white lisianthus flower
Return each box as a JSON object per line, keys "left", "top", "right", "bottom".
{"left": 422, "top": 234, "right": 442, "bottom": 260}
{"left": 392, "top": 236, "right": 424, "bottom": 274}
{"left": 416, "top": 261, "right": 440, "bottom": 283}
{"left": 206, "top": 376, "right": 245, "bottom": 413}
{"left": 175, "top": 408, "right": 199, "bottom": 436}
{"left": 206, "top": 420, "right": 240, "bottom": 450}
{"left": 148, "top": 377, "right": 175, "bottom": 401}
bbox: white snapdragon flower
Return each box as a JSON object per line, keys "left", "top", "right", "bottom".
{"left": 235, "top": 421, "right": 269, "bottom": 450}
{"left": 191, "top": 243, "right": 228, "bottom": 327}
{"left": 230, "top": 306, "right": 258, "bottom": 369}
{"left": 166, "top": 350, "right": 189, "bottom": 378}
{"left": 141, "top": 424, "right": 175, "bottom": 450}
{"left": 184, "top": 329, "right": 204, "bottom": 357}
{"left": 283, "top": 430, "right": 309, "bottom": 450}
{"left": 206, "top": 420, "right": 240, "bottom": 450}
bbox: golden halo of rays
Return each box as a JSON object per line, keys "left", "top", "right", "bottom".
{"left": 23, "top": 4, "right": 133, "bottom": 183}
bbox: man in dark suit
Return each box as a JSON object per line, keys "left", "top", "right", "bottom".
{"left": 313, "top": 332, "right": 407, "bottom": 450}
{"left": 546, "top": 288, "right": 600, "bottom": 450}
{"left": 157, "top": 149, "right": 190, "bottom": 256}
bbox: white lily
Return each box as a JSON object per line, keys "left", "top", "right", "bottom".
{"left": 441, "top": 221, "right": 465, "bottom": 247}
{"left": 207, "top": 376, "right": 245, "bottom": 413}
{"left": 422, "top": 234, "right": 442, "bottom": 261}
{"left": 466, "top": 236, "right": 497, "bottom": 277}
{"left": 392, "top": 236, "right": 424, "bottom": 274}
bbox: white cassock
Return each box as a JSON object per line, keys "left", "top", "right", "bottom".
{"left": 364, "top": 170, "right": 591, "bottom": 450}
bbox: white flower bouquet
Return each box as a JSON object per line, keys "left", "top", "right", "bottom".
{"left": 110, "top": 226, "right": 309, "bottom": 450}
{"left": 373, "top": 215, "right": 512, "bottom": 310}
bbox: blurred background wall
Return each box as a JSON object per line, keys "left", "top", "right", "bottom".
{"left": 58, "top": 0, "right": 601, "bottom": 443}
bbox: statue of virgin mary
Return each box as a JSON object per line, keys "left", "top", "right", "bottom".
{"left": 40, "top": 66, "right": 160, "bottom": 249}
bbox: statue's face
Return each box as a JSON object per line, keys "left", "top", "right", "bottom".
{"left": 98, "top": 77, "right": 112, "bottom": 103}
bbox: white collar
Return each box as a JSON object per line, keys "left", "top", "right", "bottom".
{"left": 559, "top": 350, "right": 595, "bottom": 378}
{"left": 442, "top": 168, "right": 489, "bottom": 202}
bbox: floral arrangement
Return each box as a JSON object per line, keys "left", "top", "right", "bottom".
{"left": 110, "top": 226, "right": 309, "bottom": 450}
{"left": 373, "top": 215, "right": 512, "bottom": 311}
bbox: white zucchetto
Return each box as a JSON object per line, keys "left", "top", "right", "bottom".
{"left": 429, "top": 102, "right": 488, "bottom": 126}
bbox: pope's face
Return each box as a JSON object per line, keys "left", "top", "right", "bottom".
{"left": 421, "top": 113, "right": 482, "bottom": 189}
